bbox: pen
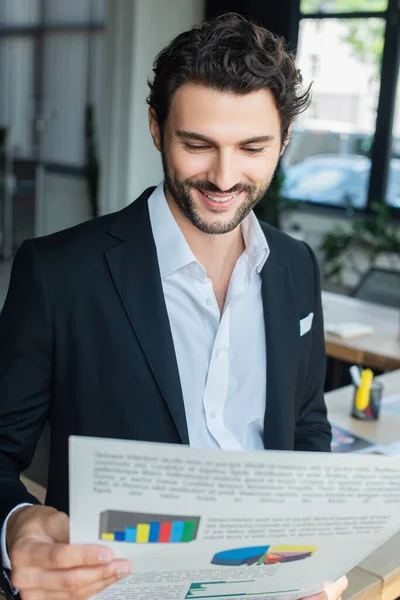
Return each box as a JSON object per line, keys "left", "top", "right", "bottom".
{"left": 349, "top": 365, "right": 362, "bottom": 387}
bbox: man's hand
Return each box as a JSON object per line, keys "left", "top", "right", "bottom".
{"left": 302, "top": 576, "right": 348, "bottom": 600}
{"left": 7, "top": 505, "right": 131, "bottom": 599}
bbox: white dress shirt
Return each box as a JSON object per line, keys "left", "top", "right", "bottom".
{"left": 1, "top": 181, "right": 269, "bottom": 568}
{"left": 148, "top": 182, "right": 269, "bottom": 450}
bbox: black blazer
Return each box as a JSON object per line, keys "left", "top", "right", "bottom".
{"left": 0, "top": 187, "right": 331, "bottom": 529}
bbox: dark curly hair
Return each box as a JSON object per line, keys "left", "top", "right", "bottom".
{"left": 147, "top": 13, "right": 312, "bottom": 144}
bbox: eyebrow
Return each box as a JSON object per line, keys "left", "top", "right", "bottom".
{"left": 176, "top": 130, "right": 275, "bottom": 145}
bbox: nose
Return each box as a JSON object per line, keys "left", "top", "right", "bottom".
{"left": 207, "top": 150, "right": 240, "bottom": 192}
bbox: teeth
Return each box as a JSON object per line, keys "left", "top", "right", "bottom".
{"left": 204, "top": 193, "right": 237, "bottom": 202}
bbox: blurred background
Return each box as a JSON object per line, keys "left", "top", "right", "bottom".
{"left": 0, "top": 0, "right": 399, "bottom": 298}
{"left": 1, "top": 0, "right": 400, "bottom": 515}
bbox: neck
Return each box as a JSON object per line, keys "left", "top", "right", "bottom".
{"left": 165, "top": 187, "right": 245, "bottom": 282}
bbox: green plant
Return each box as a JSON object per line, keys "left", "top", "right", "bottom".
{"left": 319, "top": 203, "right": 400, "bottom": 287}
{"left": 254, "top": 165, "right": 298, "bottom": 229}
{"left": 85, "top": 103, "right": 99, "bottom": 218}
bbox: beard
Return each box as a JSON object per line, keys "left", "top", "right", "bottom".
{"left": 161, "top": 150, "right": 272, "bottom": 235}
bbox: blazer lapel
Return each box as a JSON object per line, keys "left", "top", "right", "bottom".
{"left": 105, "top": 190, "right": 189, "bottom": 444}
{"left": 260, "top": 239, "right": 300, "bottom": 449}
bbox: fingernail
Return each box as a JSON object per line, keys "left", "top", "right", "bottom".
{"left": 117, "top": 563, "right": 131, "bottom": 578}
{"left": 99, "top": 550, "right": 113, "bottom": 563}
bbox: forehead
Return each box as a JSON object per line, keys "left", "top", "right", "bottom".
{"left": 167, "top": 83, "right": 281, "bottom": 142}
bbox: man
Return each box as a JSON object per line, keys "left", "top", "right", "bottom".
{"left": 0, "top": 13, "right": 347, "bottom": 600}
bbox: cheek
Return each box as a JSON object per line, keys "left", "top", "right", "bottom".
{"left": 245, "top": 156, "right": 279, "bottom": 184}
{"left": 169, "top": 147, "right": 211, "bottom": 178}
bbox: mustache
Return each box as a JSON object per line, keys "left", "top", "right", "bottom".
{"left": 186, "top": 179, "right": 254, "bottom": 195}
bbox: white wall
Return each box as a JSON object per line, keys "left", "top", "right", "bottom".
{"left": 100, "top": 0, "right": 205, "bottom": 214}
{"left": 128, "top": 0, "right": 205, "bottom": 201}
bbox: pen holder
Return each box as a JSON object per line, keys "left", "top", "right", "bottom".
{"left": 351, "top": 380, "right": 383, "bottom": 421}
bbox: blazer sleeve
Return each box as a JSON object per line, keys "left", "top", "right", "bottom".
{"left": 294, "top": 243, "right": 331, "bottom": 452}
{"left": 0, "top": 239, "right": 52, "bottom": 529}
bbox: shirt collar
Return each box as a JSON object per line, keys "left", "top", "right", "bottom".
{"left": 148, "top": 181, "right": 270, "bottom": 278}
{"left": 241, "top": 209, "right": 270, "bottom": 273}
{"left": 148, "top": 182, "right": 197, "bottom": 278}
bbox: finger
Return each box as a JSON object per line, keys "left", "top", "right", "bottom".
{"left": 19, "top": 574, "right": 127, "bottom": 600}
{"left": 19, "top": 591, "right": 76, "bottom": 600}
{"left": 301, "top": 575, "right": 349, "bottom": 600}
{"left": 12, "top": 539, "right": 115, "bottom": 570}
{"left": 325, "top": 576, "right": 348, "bottom": 600}
{"left": 12, "top": 559, "right": 130, "bottom": 592}
{"left": 77, "top": 572, "right": 127, "bottom": 599}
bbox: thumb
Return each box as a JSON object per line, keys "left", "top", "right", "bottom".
{"left": 324, "top": 575, "right": 348, "bottom": 600}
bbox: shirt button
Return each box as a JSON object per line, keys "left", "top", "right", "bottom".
{"left": 205, "top": 298, "right": 213, "bottom": 306}
{"left": 210, "top": 411, "right": 216, "bottom": 419}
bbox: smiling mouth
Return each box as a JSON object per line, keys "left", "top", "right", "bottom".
{"left": 198, "top": 189, "right": 241, "bottom": 203}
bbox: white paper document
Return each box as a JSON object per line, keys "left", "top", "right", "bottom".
{"left": 367, "top": 441, "right": 400, "bottom": 456}
{"left": 324, "top": 321, "right": 374, "bottom": 338}
{"left": 69, "top": 437, "right": 400, "bottom": 600}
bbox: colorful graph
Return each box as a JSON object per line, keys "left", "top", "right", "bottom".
{"left": 211, "top": 545, "right": 318, "bottom": 566}
{"left": 99, "top": 510, "right": 200, "bottom": 543}
{"left": 185, "top": 581, "right": 299, "bottom": 598}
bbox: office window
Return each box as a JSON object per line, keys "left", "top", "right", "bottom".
{"left": 0, "top": 0, "right": 106, "bottom": 168}
{"left": 0, "top": 37, "right": 35, "bottom": 157}
{"left": 41, "top": 35, "right": 89, "bottom": 165}
{"left": 0, "top": 0, "right": 40, "bottom": 26}
{"left": 282, "top": 18, "right": 384, "bottom": 209}
{"left": 43, "top": 0, "right": 107, "bottom": 25}
{"left": 388, "top": 73, "right": 400, "bottom": 208}
{"left": 44, "top": 0, "right": 94, "bottom": 24}
{"left": 282, "top": 0, "right": 400, "bottom": 214}
{"left": 300, "top": 0, "right": 388, "bottom": 15}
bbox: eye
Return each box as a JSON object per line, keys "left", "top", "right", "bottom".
{"left": 243, "top": 147, "right": 265, "bottom": 155}
{"left": 183, "top": 142, "right": 211, "bottom": 151}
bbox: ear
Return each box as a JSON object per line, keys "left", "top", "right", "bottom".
{"left": 280, "top": 123, "right": 292, "bottom": 157}
{"left": 148, "top": 108, "right": 162, "bottom": 152}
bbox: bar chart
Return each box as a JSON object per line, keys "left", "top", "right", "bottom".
{"left": 99, "top": 510, "right": 201, "bottom": 544}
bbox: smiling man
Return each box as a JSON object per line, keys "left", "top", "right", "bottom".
{"left": 0, "top": 13, "right": 346, "bottom": 600}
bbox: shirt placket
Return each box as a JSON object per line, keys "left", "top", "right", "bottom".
{"left": 203, "top": 306, "right": 243, "bottom": 450}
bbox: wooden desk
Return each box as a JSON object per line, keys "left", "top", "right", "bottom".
{"left": 325, "top": 369, "right": 400, "bottom": 600}
{"left": 322, "top": 291, "right": 400, "bottom": 371}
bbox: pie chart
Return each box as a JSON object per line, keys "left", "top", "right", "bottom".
{"left": 211, "top": 545, "right": 318, "bottom": 566}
